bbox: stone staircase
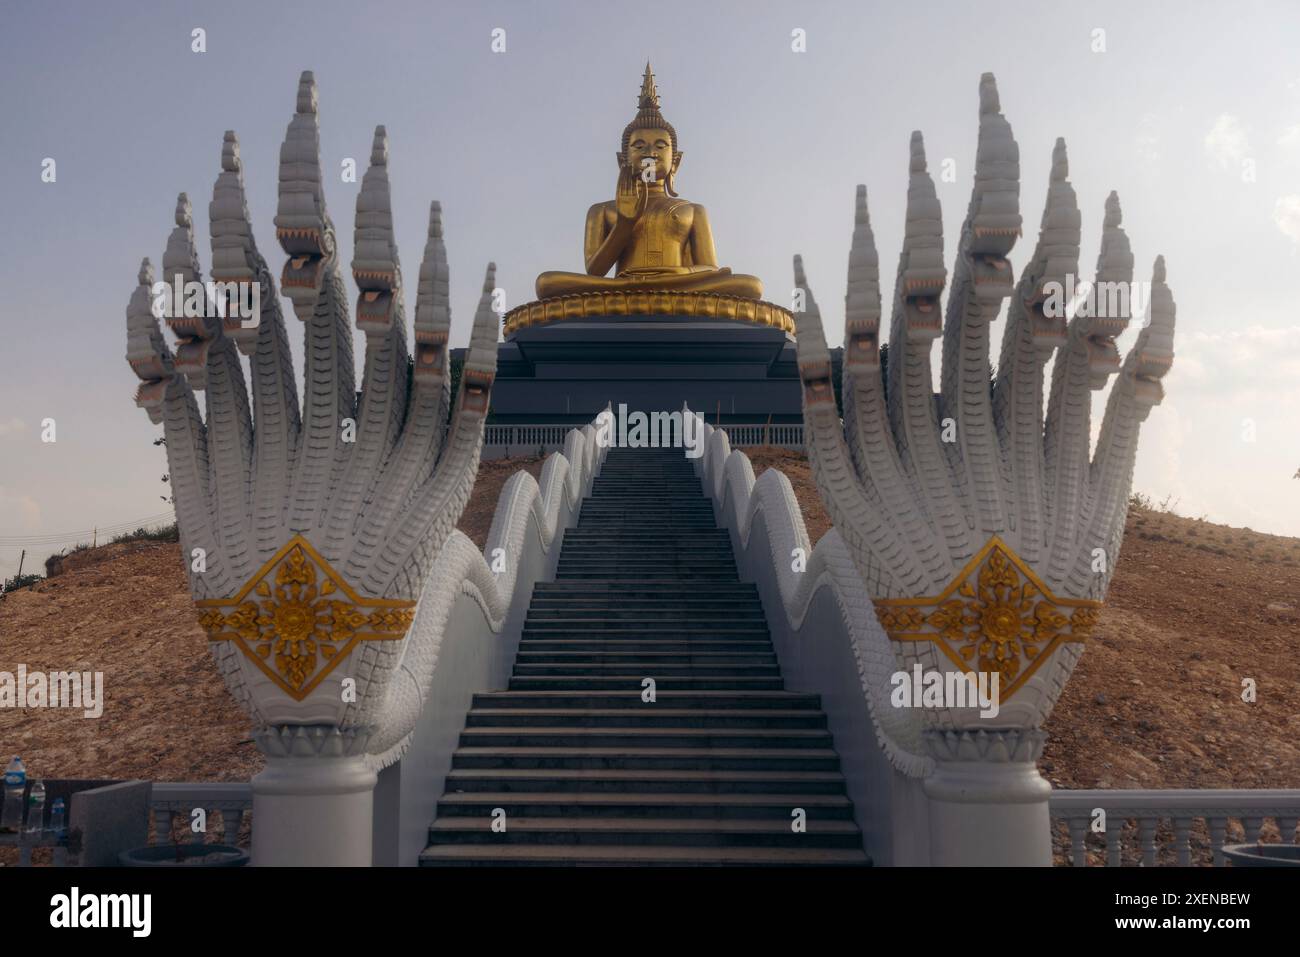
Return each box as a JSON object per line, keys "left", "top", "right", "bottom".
{"left": 419, "top": 446, "right": 869, "bottom": 865}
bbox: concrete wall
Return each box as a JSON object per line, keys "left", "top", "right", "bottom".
{"left": 687, "top": 414, "right": 934, "bottom": 865}
{"left": 729, "top": 504, "right": 930, "bottom": 865}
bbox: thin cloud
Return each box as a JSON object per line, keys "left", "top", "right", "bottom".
{"left": 1204, "top": 114, "right": 1251, "bottom": 171}
{"left": 0, "top": 486, "right": 42, "bottom": 530}
{"left": 1274, "top": 194, "right": 1300, "bottom": 244}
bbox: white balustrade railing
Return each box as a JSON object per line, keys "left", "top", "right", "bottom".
{"left": 483, "top": 422, "right": 804, "bottom": 459}
{"left": 20, "top": 781, "right": 1292, "bottom": 866}
{"left": 1050, "top": 789, "right": 1300, "bottom": 866}
{"left": 484, "top": 424, "right": 575, "bottom": 451}
{"left": 716, "top": 423, "right": 805, "bottom": 448}
{"left": 150, "top": 782, "right": 253, "bottom": 847}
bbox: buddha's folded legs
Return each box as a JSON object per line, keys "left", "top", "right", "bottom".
{"left": 536, "top": 267, "right": 763, "bottom": 300}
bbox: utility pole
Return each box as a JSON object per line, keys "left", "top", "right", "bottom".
{"left": 15, "top": 549, "right": 24, "bottom": 577}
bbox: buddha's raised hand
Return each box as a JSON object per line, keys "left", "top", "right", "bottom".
{"left": 124, "top": 72, "right": 498, "bottom": 734}
{"left": 793, "top": 73, "right": 1175, "bottom": 729}
{"left": 616, "top": 163, "right": 650, "bottom": 222}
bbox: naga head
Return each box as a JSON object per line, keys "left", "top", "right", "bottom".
{"left": 899, "top": 132, "right": 947, "bottom": 341}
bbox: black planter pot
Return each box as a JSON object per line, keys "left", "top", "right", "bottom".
{"left": 119, "top": 844, "right": 249, "bottom": 867}
{"left": 1221, "top": 843, "right": 1300, "bottom": 867}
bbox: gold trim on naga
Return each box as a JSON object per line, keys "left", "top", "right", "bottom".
{"left": 874, "top": 536, "right": 1100, "bottom": 701}
{"left": 502, "top": 291, "right": 796, "bottom": 337}
{"left": 195, "top": 535, "right": 414, "bottom": 702}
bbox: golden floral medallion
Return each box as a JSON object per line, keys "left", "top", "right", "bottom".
{"left": 874, "top": 536, "right": 1100, "bottom": 701}
{"left": 195, "top": 536, "right": 415, "bottom": 701}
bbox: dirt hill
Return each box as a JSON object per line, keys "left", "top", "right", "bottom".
{"left": 3, "top": 451, "right": 1297, "bottom": 800}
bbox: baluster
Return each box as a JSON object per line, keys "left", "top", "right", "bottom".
{"left": 154, "top": 808, "right": 174, "bottom": 845}
{"left": 1172, "top": 816, "right": 1192, "bottom": 866}
{"left": 1277, "top": 817, "right": 1298, "bottom": 844}
{"left": 1067, "top": 818, "right": 1088, "bottom": 866}
{"left": 1208, "top": 817, "right": 1228, "bottom": 866}
{"left": 222, "top": 805, "right": 245, "bottom": 844}
{"left": 1106, "top": 821, "right": 1122, "bottom": 867}
{"left": 1138, "top": 817, "right": 1158, "bottom": 867}
{"left": 1242, "top": 816, "right": 1263, "bottom": 844}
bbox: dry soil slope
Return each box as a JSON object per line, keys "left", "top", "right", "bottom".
{"left": 3, "top": 451, "right": 1298, "bottom": 795}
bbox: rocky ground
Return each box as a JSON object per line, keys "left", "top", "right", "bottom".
{"left": 2, "top": 449, "right": 1296, "bottom": 865}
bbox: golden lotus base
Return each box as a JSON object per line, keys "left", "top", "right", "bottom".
{"left": 874, "top": 536, "right": 1100, "bottom": 701}
{"left": 196, "top": 536, "right": 414, "bottom": 701}
{"left": 502, "top": 290, "right": 796, "bottom": 337}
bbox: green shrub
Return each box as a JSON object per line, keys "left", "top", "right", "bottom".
{"left": 1, "top": 572, "right": 42, "bottom": 595}
{"left": 109, "top": 522, "right": 179, "bottom": 545}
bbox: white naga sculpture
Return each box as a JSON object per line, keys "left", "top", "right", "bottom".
{"left": 125, "top": 72, "right": 499, "bottom": 864}
{"left": 793, "top": 74, "right": 1175, "bottom": 864}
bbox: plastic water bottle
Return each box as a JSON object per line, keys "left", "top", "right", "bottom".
{"left": 1, "top": 757, "right": 25, "bottom": 833}
{"left": 24, "top": 780, "right": 45, "bottom": 835}
{"left": 48, "top": 797, "right": 66, "bottom": 840}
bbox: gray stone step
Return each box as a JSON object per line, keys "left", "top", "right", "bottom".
{"left": 533, "top": 582, "right": 757, "bottom": 594}
{"left": 518, "top": 640, "right": 774, "bottom": 653}
{"left": 520, "top": 635, "right": 770, "bottom": 646}
{"left": 525, "top": 607, "right": 764, "bottom": 619}
{"left": 457, "top": 726, "right": 832, "bottom": 749}
{"left": 506, "top": 675, "right": 786, "bottom": 691}
{"left": 516, "top": 651, "right": 776, "bottom": 664}
{"left": 426, "top": 815, "right": 863, "bottom": 849}
{"left": 463, "top": 707, "right": 829, "bottom": 729}
{"left": 433, "top": 791, "right": 854, "bottom": 820}
{"left": 419, "top": 842, "right": 869, "bottom": 866}
{"left": 450, "top": 747, "right": 840, "bottom": 772}
{"left": 521, "top": 622, "right": 768, "bottom": 634}
{"left": 512, "top": 663, "right": 780, "bottom": 678}
{"left": 442, "top": 767, "right": 851, "bottom": 795}
{"left": 471, "top": 690, "right": 820, "bottom": 710}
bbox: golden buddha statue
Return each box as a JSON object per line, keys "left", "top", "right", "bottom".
{"left": 535, "top": 64, "right": 764, "bottom": 301}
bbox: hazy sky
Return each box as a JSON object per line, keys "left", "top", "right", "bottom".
{"left": 1, "top": 0, "right": 1298, "bottom": 579}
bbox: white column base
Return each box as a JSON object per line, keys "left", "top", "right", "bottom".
{"left": 922, "top": 729, "right": 1052, "bottom": 867}
{"left": 250, "top": 727, "right": 377, "bottom": 867}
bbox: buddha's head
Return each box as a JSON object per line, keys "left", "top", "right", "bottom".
{"left": 619, "top": 63, "right": 682, "bottom": 196}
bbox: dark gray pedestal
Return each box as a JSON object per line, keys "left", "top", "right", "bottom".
{"left": 484, "top": 315, "right": 802, "bottom": 427}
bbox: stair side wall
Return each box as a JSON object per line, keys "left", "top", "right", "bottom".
{"left": 730, "top": 509, "right": 930, "bottom": 865}
{"left": 372, "top": 426, "right": 605, "bottom": 865}
{"left": 686, "top": 414, "right": 934, "bottom": 865}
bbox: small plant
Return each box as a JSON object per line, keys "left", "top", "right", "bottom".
{"left": 110, "top": 523, "right": 179, "bottom": 546}
{"left": 154, "top": 436, "right": 175, "bottom": 505}
{"left": 0, "top": 572, "right": 42, "bottom": 595}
